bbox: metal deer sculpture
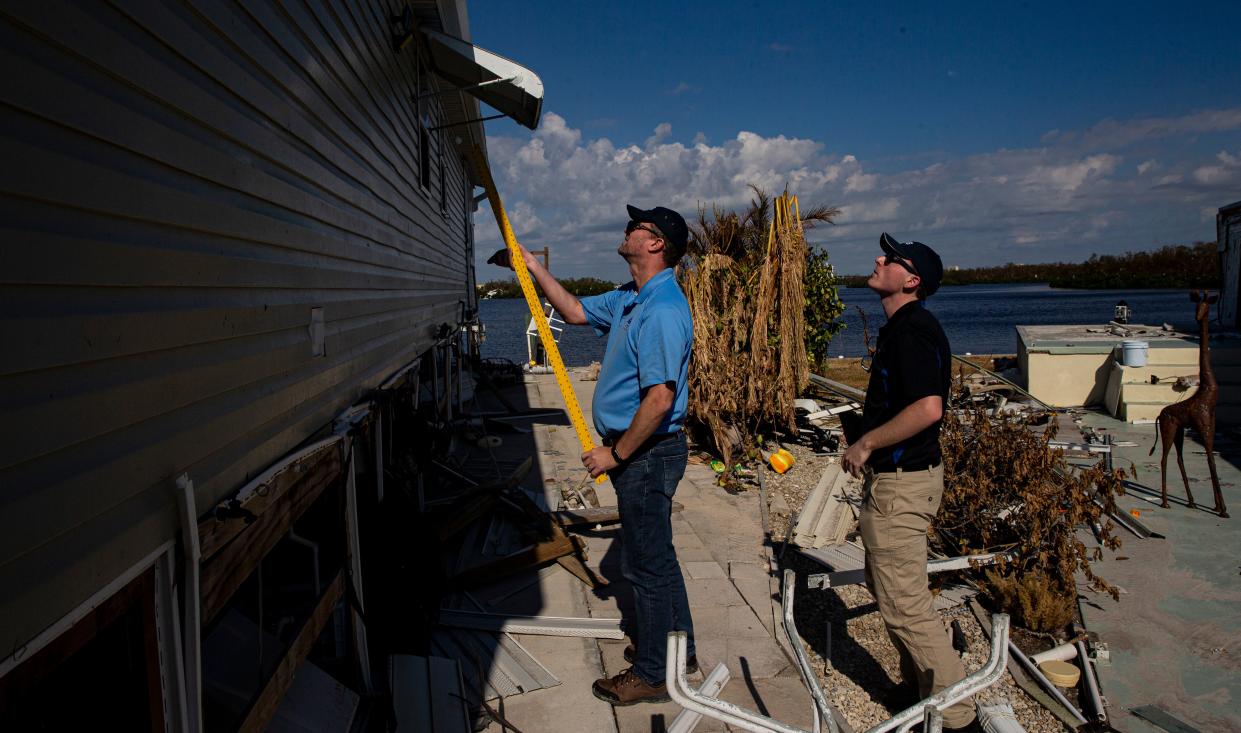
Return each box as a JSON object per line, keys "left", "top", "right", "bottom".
{"left": 1149, "top": 290, "right": 1228, "bottom": 518}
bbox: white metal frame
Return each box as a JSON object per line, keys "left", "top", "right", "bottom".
{"left": 666, "top": 598, "right": 1012, "bottom": 733}
{"left": 176, "top": 474, "right": 204, "bottom": 733}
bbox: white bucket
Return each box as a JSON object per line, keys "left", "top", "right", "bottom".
{"left": 1120, "top": 339, "right": 1149, "bottom": 367}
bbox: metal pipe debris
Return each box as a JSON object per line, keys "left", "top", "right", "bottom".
{"left": 668, "top": 663, "right": 732, "bottom": 733}
{"left": 1006, "top": 639, "right": 1088, "bottom": 725}
{"left": 1075, "top": 640, "right": 1107, "bottom": 724}
{"left": 666, "top": 631, "right": 807, "bottom": 733}
{"left": 865, "top": 614, "right": 1011, "bottom": 733}
{"left": 782, "top": 569, "right": 840, "bottom": 733}
{"left": 807, "top": 550, "right": 1013, "bottom": 590}
{"left": 666, "top": 615, "right": 1012, "bottom": 733}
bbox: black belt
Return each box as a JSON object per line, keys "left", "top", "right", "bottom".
{"left": 873, "top": 460, "right": 940, "bottom": 474}
{"left": 602, "top": 431, "right": 681, "bottom": 450}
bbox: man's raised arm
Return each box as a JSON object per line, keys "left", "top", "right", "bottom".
{"left": 487, "top": 245, "right": 587, "bottom": 325}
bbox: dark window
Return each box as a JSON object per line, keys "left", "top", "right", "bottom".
{"left": 419, "top": 126, "right": 431, "bottom": 190}
{"left": 439, "top": 143, "right": 447, "bottom": 213}
{"left": 462, "top": 158, "right": 471, "bottom": 244}
{"left": 416, "top": 52, "right": 431, "bottom": 192}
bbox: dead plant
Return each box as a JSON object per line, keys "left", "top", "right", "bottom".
{"left": 936, "top": 406, "right": 1124, "bottom": 632}
{"left": 680, "top": 187, "right": 838, "bottom": 468}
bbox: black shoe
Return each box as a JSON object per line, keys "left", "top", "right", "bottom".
{"left": 623, "top": 643, "right": 699, "bottom": 674}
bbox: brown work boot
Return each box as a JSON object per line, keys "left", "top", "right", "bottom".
{"left": 623, "top": 644, "right": 699, "bottom": 674}
{"left": 592, "top": 668, "right": 670, "bottom": 705}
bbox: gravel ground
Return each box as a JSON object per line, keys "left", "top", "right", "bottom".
{"left": 762, "top": 440, "right": 1071, "bottom": 733}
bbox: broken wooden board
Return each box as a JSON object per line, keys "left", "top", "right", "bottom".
{"left": 198, "top": 439, "right": 342, "bottom": 562}
{"left": 201, "top": 464, "right": 343, "bottom": 625}
{"left": 551, "top": 501, "right": 684, "bottom": 529}
{"left": 239, "top": 572, "right": 346, "bottom": 733}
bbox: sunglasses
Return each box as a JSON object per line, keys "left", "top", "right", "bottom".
{"left": 625, "top": 220, "right": 663, "bottom": 239}
{"left": 884, "top": 252, "right": 918, "bottom": 276}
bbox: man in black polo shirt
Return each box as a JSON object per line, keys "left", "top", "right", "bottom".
{"left": 841, "top": 233, "right": 977, "bottom": 731}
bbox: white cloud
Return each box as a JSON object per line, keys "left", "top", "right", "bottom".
{"left": 1192, "top": 149, "right": 1241, "bottom": 185}
{"left": 845, "top": 171, "right": 878, "bottom": 193}
{"left": 1044, "top": 108, "right": 1241, "bottom": 151}
{"left": 474, "top": 109, "right": 1241, "bottom": 278}
{"left": 645, "top": 122, "right": 672, "bottom": 148}
{"left": 1022, "top": 154, "right": 1120, "bottom": 192}
{"left": 668, "top": 82, "right": 695, "bottom": 96}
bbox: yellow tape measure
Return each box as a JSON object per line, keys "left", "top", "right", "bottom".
{"left": 470, "top": 147, "right": 607, "bottom": 484}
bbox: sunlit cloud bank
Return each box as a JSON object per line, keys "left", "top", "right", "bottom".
{"left": 473, "top": 109, "right": 1241, "bottom": 279}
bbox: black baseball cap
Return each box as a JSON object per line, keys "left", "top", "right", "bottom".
{"left": 880, "top": 232, "right": 944, "bottom": 297}
{"left": 627, "top": 204, "right": 689, "bottom": 252}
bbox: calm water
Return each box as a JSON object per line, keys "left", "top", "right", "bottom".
{"left": 477, "top": 284, "right": 1198, "bottom": 365}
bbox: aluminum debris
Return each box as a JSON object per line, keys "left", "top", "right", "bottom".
{"left": 667, "top": 663, "right": 733, "bottom": 733}
{"left": 978, "top": 701, "right": 1027, "bottom": 733}
{"left": 430, "top": 629, "right": 559, "bottom": 701}
{"left": 437, "top": 609, "right": 624, "bottom": 639}
{"left": 791, "top": 463, "right": 861, "bottom": 550}
{"left": 1130, "top": 705, "right": 1202, "bottom": 733}
{"left": 390, "top": 655, "right": 470, "bottom": 732}
{"left": 806, "top": 550, "right": 1012, "bottom": 589}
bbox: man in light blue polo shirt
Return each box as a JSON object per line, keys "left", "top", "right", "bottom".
{"left": 488, "top": 204, "right": 696, "bottom": 705}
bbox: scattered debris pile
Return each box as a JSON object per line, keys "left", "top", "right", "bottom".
{"left": 757, "top": 356, "right": 1134, "bottom": 730}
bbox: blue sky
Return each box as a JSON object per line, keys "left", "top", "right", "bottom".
{"left": 466, "top": 0, "right": 1241, "bottom": 281}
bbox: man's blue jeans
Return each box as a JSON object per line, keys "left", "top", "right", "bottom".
{"left": 612, "top": 431, "right": 695, "bottom": 685}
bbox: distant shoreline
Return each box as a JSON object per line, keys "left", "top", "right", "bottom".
{"left": 838, "top": 241, "right": 1217, "bottom": 290}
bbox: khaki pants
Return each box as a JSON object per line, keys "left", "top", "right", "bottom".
{"left": 860, "top": 464, "right": 974, "bottom": 728}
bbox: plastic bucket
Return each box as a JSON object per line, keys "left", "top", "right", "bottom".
{"left": 1120, "top": 339, "right": 1149, "bottom": 367}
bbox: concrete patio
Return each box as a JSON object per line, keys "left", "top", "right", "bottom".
{"left": 472, "top": 370, "right": 816, "bottom": 733}
{"left": 1073, "top": 410, "right": 1240, "bottom": 732}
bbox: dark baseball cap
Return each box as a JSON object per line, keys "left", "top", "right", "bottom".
{"left": 627, "top": 204, "right": 689, "bottom": 252}
{"left": 880, "top": 232, "right": 944, "bottom": 297}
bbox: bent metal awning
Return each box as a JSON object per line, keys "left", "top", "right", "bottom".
{"left": 422, "top": 29, "right": 544, "bottom": 131}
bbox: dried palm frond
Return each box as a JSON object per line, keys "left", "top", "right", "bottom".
{"left": 680, "top": 188, "right": 835, "bottom": 467}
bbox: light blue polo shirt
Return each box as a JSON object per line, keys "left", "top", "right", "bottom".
{"left": 579, "top": 268, "right": 693, "bottom": 438}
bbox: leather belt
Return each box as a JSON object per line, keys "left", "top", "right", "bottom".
{"left": 602, "top": 431, "right": 680, "bottom": 449}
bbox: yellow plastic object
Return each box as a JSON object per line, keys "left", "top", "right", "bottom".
{"left": 769, "top": 448, "right": 796, "bottom": 474}
{"left": 1038, "top": 659, "right": 1081, "bottom": 688}
{"left": 469, "top": 146, "right": 606, "bottom": 484}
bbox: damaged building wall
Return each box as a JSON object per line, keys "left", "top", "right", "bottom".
{"left": 0, "top": 0, "right": 482, "bottom": 661}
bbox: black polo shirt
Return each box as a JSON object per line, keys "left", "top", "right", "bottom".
{"left": 861, "top": 300, "right": 951, "bottom": 471}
